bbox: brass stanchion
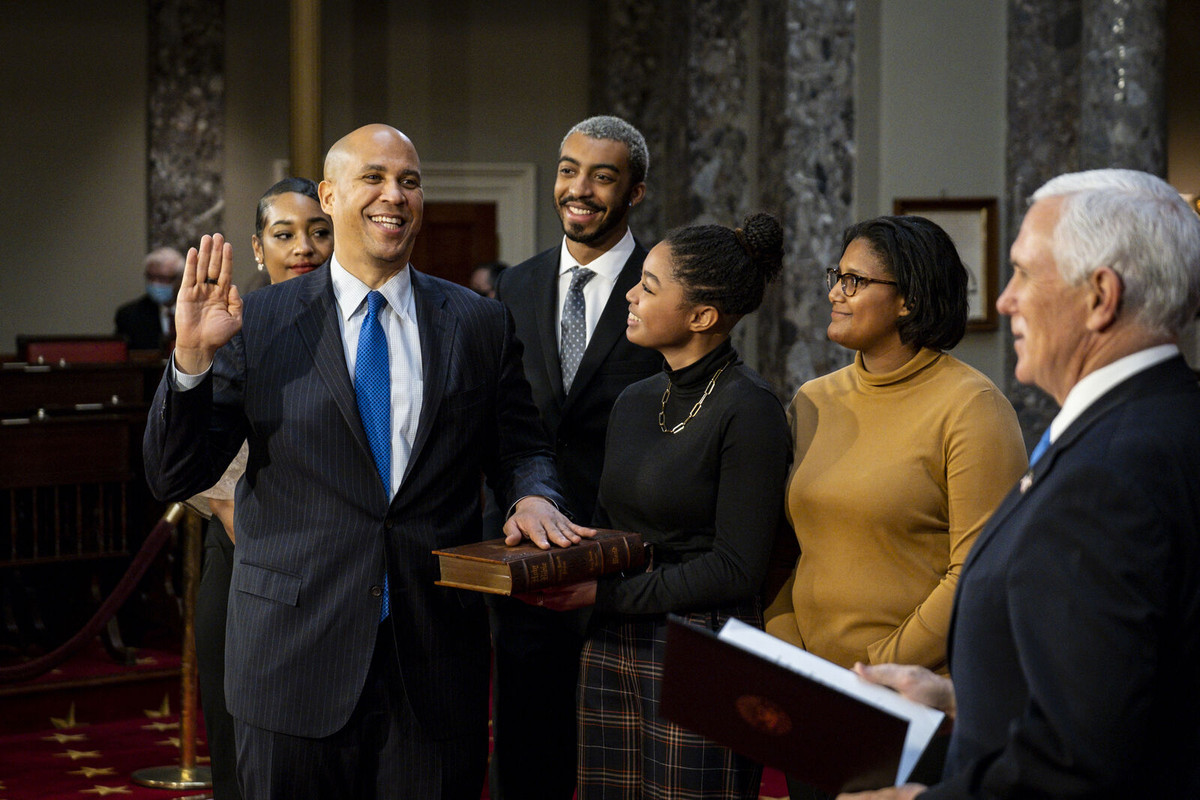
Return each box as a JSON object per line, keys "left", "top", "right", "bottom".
{"left": 132, "top": 503, "right": 213, "bottom": 791}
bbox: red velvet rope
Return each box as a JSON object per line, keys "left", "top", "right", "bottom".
{"left": 0, "top": 504, "right": 184, "bottom": 684}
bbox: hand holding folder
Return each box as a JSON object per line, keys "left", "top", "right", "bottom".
{"left": 660, "top": 617, "right": 944, "bottom": 794}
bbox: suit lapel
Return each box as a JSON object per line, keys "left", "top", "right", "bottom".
{"left": 404, "top": 268, "right": 452, "bottom": 487}
{"left": 531, "top": 252, "right": 565, "bottom": 400}
{"left": 294, "top": 267, "right": 375, "bottom": 461}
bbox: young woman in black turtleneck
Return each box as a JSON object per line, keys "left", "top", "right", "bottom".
{"left": 534, "top": 212, "right": 792, "bottom": 799}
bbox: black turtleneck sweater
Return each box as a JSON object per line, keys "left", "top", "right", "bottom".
{"left": 592, "top": 339, "right": 791, "bottom": 616}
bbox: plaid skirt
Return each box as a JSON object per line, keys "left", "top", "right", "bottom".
{"left": 577, "top": 601, "right": 763, "bottom": 800}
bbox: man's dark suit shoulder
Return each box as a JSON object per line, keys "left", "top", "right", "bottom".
{"left": 115, "top": 294, "right": 163, "bottom": 349}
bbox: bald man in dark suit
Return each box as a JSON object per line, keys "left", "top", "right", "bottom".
{"left": 145, "top": 124, "right": 589, "bottom": 800}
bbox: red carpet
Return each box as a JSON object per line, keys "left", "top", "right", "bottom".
{"left": 0, "top": 641, "right": 789, "bottom": 798}
{"left": 1, "top": 706, "right": 788, "bottom": 799}
{"left": 0, "top": 700, "right": 210, "bottom": 800}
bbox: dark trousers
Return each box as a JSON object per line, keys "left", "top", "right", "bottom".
{"left": 488, "top": 597, "right": 589, "bottom": 800}
{"left": 234, "top": 626, "right": 488, "bottom": 800}
{"left": 195, "top": 519, "right": 241, "bottom": 800}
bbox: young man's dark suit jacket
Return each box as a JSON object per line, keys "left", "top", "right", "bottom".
{"left": 489, "top": 242, "right": 661, "bottom": 799}
{"left": 115, "top": 294, "right": 167, "bottom": 350}
{"left": 143, "top": 264, "right": 564, "bottom": 758}
{"left": 923, "top": 355, "right": 1200, "bottom": 799}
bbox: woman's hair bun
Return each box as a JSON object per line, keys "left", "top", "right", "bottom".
{"left": 739, "top": 212, "right": 784, "bottom": 283}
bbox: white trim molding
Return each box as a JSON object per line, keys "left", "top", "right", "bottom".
{"left": 421, "top": 162, "right": 538, "bottom": 266}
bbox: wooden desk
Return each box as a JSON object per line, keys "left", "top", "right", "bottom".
{"left": 0, "top": 361, "right": 172, "bottom": 659}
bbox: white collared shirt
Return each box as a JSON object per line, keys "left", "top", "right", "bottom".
{"left": 556, "top": 228, "right": 636, "bottom": 349}
{"left": 329, "top": 255, "right": 423, "bottom": 498}
{"left": 1046, "top": 344, "right": 1179, "bottom": 444}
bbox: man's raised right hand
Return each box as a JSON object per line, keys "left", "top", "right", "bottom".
{"left": 174, "top": 233, "right": 243, "bottom": 375}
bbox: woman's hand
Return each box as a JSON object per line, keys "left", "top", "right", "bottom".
{"left": 515, "top": 580, "right": 597, "bottom": 611}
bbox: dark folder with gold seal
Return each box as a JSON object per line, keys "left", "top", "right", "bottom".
{"left": 660, "top": 616, "right": 944, "bottom": 794}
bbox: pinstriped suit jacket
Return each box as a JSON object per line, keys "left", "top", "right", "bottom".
{"left": 144, "top": 264, "right": 563, "bottom": 739}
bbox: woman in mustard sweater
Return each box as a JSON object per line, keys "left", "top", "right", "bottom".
{"left": 766, "top": 215, "right": 1026, "bottom": 799}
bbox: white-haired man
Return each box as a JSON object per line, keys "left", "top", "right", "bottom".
{"left": 840, "top": 168, "right": 1200, "bottom": 799}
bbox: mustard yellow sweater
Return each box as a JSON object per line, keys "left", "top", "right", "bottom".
{"left": 765, "top": 348, "right": 1026, "bottom": 672}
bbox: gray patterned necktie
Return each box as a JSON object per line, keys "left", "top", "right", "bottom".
{"left": 560, "top": 266, "right": 596, "bottom": 393}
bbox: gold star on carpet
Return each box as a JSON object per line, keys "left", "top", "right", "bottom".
{"left": 143, "top": 694, "right": 171, "bottom": 719}
{"left": 70, "top": 767, "right": 117, "bottom": 778}
{"left": 141, "top": 721, "right": 179, "bottom": 732}
{"left": 56, "top": 749, "right": 102, "bottom": 760}
{"left": 50, "top": 702, "right": 88, "bottom": 729}
{"left": 157, "top": 736, "right": 182, "bottom": 747}
{"left": 42, "top": 732, "right": 87, "bottom": 743}
{"left": 81, "top": 785, "right": 133, "bottom": 796}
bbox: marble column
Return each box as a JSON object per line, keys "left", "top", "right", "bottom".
{"left": 757, "top": 0, "right": 857, "bottom": 393}
{"left": 1004, "top": 0, "right": 1168, "bottom": 445}
{"left": 590, "top": 0, "right": 857, "bottom": 396}
{"left": 147, "top": 0, "right": 225, "bottom": 253}
{"left": 1004, "top": 0, "right": 1083, "bottom": 443}
{"left": 1079, "top": 0, "right": 1167, "bottom": 173}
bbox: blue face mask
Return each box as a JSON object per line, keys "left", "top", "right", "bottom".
{"left": 146, "top": 282, "right": 175, "bottom": 305}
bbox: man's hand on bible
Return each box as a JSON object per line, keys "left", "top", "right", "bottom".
{"left": 503, "top": 496, "right": 595, "bottom": 549}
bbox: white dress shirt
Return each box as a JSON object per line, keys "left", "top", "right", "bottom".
{"left": 329, "top": 256, "right": 423, "bottom": 498}
{"left": 555, "top": 228, "right": 637, "bottom": 349}
{"left": 1047, "top": 343, "right": 1179, "bottom": 444}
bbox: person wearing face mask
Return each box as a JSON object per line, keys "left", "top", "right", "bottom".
{"left": 115, "top": 246, "right": 185, "bottom": 350}
{"left": 188, "top": 177, "right": 334, "bottom": 800}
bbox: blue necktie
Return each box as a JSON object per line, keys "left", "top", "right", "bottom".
{"left": 1029, "top": 428, "right": 1052, "bottom": 466}
{"left": 356, "top": 291, "right": 391, "bottom": 621}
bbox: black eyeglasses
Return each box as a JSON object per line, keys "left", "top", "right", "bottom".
{"left": 825, "top": 268, "right": 898, "bottom": 297}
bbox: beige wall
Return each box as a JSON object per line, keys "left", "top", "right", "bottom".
{"left": 0, "top": 1, "right": 588, "bottom": 354}
{"left": 223, "top": 0, "right": 590, "bottom": 287}
{"left": 856, "top": 0, "right": 1010, "bottom": 385}
{"left": 0, "top": 2, "right": 148, "bottom": 352}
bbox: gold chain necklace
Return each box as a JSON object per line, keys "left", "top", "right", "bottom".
{"left": 658, "top": 362, "right": 729, "bottom": 434}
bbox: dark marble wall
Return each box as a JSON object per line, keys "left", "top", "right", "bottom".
{"left": 1080, "top": 0, "right": 1167, "bottom": 172}
{"left": 591, "top": 0, "right": 857, "bottom": 396}
{"left": 147, "top": 0, "right": 225, "bottom": 253}
{"left": 1004, "top": 0, "right": 1168, "bottom": 444}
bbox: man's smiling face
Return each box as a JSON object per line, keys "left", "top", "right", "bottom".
{"left": 320, "top": 124, "right": 424, "bottom": 275}
{"left": 554, "top": 132, "right": 644, "bottom": 258}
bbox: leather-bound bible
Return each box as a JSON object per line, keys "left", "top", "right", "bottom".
{"left": 433, "top": 529, "right": 644, "bottom": 595}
